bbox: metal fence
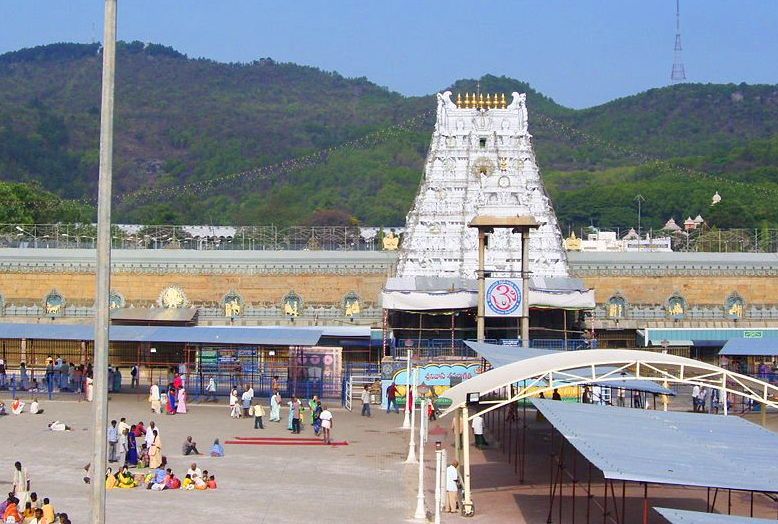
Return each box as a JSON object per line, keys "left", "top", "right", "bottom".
{"left": 390, "top": 338, "right": 592, "bottom": 358}
{"left": 0, "top": 224, "right": 404, "bottom": 251}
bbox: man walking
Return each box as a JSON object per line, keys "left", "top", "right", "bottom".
{"left": 130, "top": 365, "right": 139, "bottom": 389}
{"left": 360, "top": 384, "right": 371, "bottom": 417}
{"left": 691, "top": 384, "right": 700, "bottom": 412}
{"left": 471, "top": 413, "right": 487, "bottom": 449}
{"left": 444, "top": 459, "right": 460, "bottom": 513}
{"left": 291, "top": 396, "right": 301, "bottom": 434}
{"left": 107, "top": 420, "right": 119, "bottom": 463}
{"left": 385, "top": 382, "right": 399, "bottom": 414}
{"left": 319, "top": 405, "right": 333, "bottom": 444}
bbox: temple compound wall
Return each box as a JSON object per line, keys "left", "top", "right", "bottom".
{"left": 0, "top": 249, "right": 778, "bottom": 329}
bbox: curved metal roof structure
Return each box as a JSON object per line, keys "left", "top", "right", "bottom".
{"left": 441, "top": 348, "right": 778, "bottom": 418}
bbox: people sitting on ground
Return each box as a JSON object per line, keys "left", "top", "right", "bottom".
{"left": 138, "top": 444, "right": 150, "bottom": 469}
{"left": 40, "top": 498, "right": 54, "bottom": 523}
{"left": 21, "top": 501, "right": 34, "bottom": 522}
{"left": 11, "top": 399, "right": 24, "bottom": 415}
{"left": 28, "top": 493, "right": 40, "bottom": 510}
{"left": 148, "top": 465, "right": 167, "bottom": 491}
{"left": 186, "top": 463, "right": 201, "bottom": 480}
{"left": 205, "top": 475, "right": 217, "bottom": 489}
{"left": 209, "top": 439, "right": 224, "bottom": 457}
{"left": 116, "top": 466, "right": 136, "bottom": 488}
{"left": 105, "top": 469, "right": 118, "bottom": 490}
{"left": 28, "top": 379, "right": 39, "bottom": 393}
{"left": 2, "top": 496, "right": 21, "bottom": 524}
{"left": 47, "top": 421, "right": 70, "bottom": 431}
{"left": 29, "top": 399, "right": 43, "bottom": 415}
{"left": 182, "top": 436, "right": 200, "bottom": 456}
{"left": 181, "top": 474, "right": 194, "bottom": 491}
{"left": 193, "top": 474, "right": 207, "bottom": 491}
{"left": 164, "top": 471, "right": 180, "bottom": 490}
{"left": 0, "top": 402, "right": 7, "bottom": 416}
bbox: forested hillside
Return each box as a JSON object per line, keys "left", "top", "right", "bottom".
{"left": 1, "top": 42, "right": 777, "bottom": 229}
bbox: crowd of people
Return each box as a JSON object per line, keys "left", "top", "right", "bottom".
{"left": 104, "top": 458, "right": 219, "bottom": 492}
{"left": 2, "top": 461, "right": 70, "bottom": 524}
{"left": 224, "top": 382, "right": 336, "bottom": 443}
{"left": 147, "top": 373, "right": 187, "bottom": 415}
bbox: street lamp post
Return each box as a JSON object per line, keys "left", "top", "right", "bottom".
{"left": 90, "top": 1, "right": 117, "bottom": 522}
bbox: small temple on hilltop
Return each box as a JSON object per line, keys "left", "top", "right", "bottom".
{"left": 382, "top": 91, "right": 595, "bottom": 345}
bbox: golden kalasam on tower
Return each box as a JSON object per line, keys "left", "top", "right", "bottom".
{"left": 455, "top": 93, "right": 507, "bottom": 109}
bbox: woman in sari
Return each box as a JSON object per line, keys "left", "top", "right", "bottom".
{"left": 105, "top": 469, "right": 118, "bottom": 490}
{"left": 126, "top": 426, "right": 138, "bottom": 466}
{"left": 209, "top": 439, "right": 224, "bottom": 457}
{"left": 176, "top": 387, "right": 187, "bottom": 414}
{"left": 166, "top": 387, "right": 177, "bottom": 414}
{"left": 85, "top": 373, "right": 94, "bottom": 402}
{"left": 117, "top": 466, "right": 136, "bottom": 488}
{"left": 148, "top": 430, "right": 163, "bottom": 469}
{"left": 269, "top": 391, "right": 281, "bottom": 422}
{"left": 149, "top": 384, "right": 161, "bottom": 413}
{"left": 312, "top": 400, "right": 323, "bottom": 436}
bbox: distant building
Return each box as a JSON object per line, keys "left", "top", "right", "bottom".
{"left": 564, "top": 230, "right": 672, "bottom": 253}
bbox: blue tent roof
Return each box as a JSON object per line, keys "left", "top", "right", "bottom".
{"left": 0, "top": 323, "right": 321, "bottom": 346}
{"left": 719, "top": 338, "right": 778, "bottom": 357}
{"left": 654, "top": 508, "right": 775, "bottom": 524}
{"left": 534, "top": 399, "right": 778, "bottom": 493}
{"left": 464, "top": 341, "right": 674, "bottom": 395}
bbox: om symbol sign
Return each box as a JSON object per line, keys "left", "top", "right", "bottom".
{"left": 486, "top": 280, "right": 522, "bottom": 316}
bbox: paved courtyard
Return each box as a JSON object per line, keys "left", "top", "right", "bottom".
{"left": 0, "top": 394, "right": 417, "bottom": 523}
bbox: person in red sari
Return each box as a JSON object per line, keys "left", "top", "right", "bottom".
{"left": 166, "top": 387, "right": 177, "bottom": 415}
{"left": 172, "top": 373, "right": 183, "bottom": 390}
{"left": 2, "top": 496, "right": 22, "bottom": 523}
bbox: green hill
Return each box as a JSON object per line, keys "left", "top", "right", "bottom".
{"left": 0, "top": 42, "right": 777, "bottom": 229}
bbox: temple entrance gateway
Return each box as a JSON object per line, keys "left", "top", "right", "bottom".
{"left": 382, "top": 91, "right": 594, "bottom": 350}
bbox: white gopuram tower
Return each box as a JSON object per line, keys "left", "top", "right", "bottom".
{"left": 396, "top": 91, "right": 568, "bottom": 280}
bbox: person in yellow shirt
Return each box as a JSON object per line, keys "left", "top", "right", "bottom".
{"left": 41, "top": 497, "right": 55, "bottom": 522}
{"left": 181, "top": 474, "right": 194, "bottom": 490}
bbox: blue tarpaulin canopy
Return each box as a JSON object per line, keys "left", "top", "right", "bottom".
{"left": 719, "top": 338, "right": 778, "bottom": 357}
{"left": 464, "top": 341, "right": 674, "bottom": 395}
{"left": 533, "top": 399, "right": 778, "bottom": 492}
{"left": 654, "top": 508, "right": 775, "bottom": 524}
{"left": 0, "top": 323, "right": 322, "bottom": 346}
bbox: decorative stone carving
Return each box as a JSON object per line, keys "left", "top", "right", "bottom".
{"left": 397, "top": 91, "right": 568, "bottom": 279}
{"left": 44, "top": 290, "right": 65, "bottom": 316}
{"left": 158, "top": 286, "right": 189, "bottom": 308}
{"left": 283, "top": 291, "right": 302, "bottom": 317}
{"left": 109, "top": 290, "right": 125, "bottom": 310}
{"left": 223, "top": 290, "right": 243, "bottom": 317}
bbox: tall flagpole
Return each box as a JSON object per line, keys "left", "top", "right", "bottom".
{"left": 90, "top": 1, "right": 117, "bottom": 522}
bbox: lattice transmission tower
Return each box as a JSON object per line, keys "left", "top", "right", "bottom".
{"left": 670, "top": 0, "right": 687, "bottom": 82}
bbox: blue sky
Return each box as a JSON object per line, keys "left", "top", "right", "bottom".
{"left": 1, "top": 1, "right": 777, "bottom": 108}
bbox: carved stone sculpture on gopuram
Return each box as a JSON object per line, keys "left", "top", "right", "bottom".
{"left": 396, "top": 91, "right": 569, "bottom": 279}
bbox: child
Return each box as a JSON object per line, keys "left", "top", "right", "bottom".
{"left": 138, "top": 443, "right": 150, "bottom": 468}
{"left": 206, "top": 475, "right": 217, "bottom": 489}
{"left": 230, "top": 399, "right": 242, "bottom": 419}
{"left": 181, "top": 474, "right": 194, "bottom": 490}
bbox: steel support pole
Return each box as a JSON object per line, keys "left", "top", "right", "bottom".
{"left": 434, "top": 447, "right": 443, "bottom": 524}
{"left": 477, "top": 229, "right": 486, "bottom": 342}
{"left": 403, "top": 349, "right": 412, "bottom": 429}
{"left": 462, "top": 405, "right": 474, "bottom": 516}
{"left": 90, "top": 1, "right": 117, "bottom": 522}
{"left": 414, "top": 399, "right": 427, "bottom": 520}
{"left": 521, "top": 230, "right": 530, "bottom": 348}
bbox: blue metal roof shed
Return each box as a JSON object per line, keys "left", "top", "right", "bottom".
{"left": 719, "top": 338, "right": 778, "bottom": 357}
{"left": 0, "top": 323, "right": 322, "bottom": 347}
{"left": 654, "top": 508, "right": 776, "bottom": 524}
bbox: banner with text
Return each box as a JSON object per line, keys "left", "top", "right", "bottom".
{"left": 485, "top": 278, "right": 523, "bottom": 317}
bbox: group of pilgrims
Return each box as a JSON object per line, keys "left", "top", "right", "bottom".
{"left": 103, "top": 417, "right": 222, "bottom": 493}
{"left": 226, "top": 377, "right": 335, "bottom": 443}
{"left": 2, "top": 461, "right": 69, "bottom": 523}
{"left": 147, "top": 372, "right": 187, "bottom": 415}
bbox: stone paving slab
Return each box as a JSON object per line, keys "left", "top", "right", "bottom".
{"left": 0, "top": 395, "right": 418, "bottom": 523}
